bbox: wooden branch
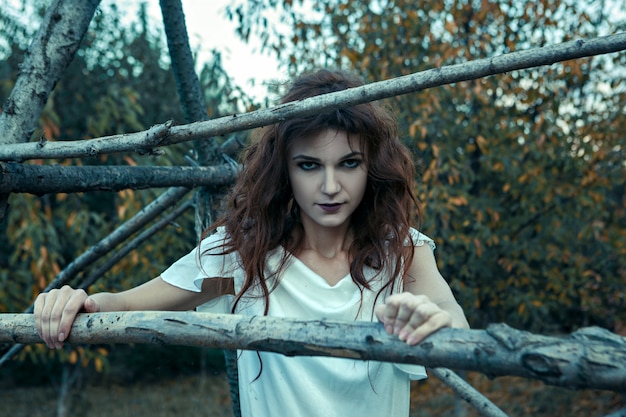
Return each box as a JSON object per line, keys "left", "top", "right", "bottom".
{"left": 1, "top": 32, "right": 625, "bottom": 162}
{"left": 0, "top": 0, "right": 101, "bottom": 145}
{"left": 0, "top": 190, "right": 193, "bottom": 366}
{"left": 159, "top": 0, "right": 217, "bottom": 165}
{"left": 604, "top": 407, "right": 626, "bottom": 417}
{"left": 428, "top": 368, "right": 508, "bottom": 417}
{"left": 77, "top": 199, "right": 194, "bottom": 290}
{"left": 36, "top": 186, "right": 191, "bottom": 299}
{"left": 1, "top": 312, "right": 624, "bottom": 393}
{"left": 159, "top": 0, "right": 208, "bottom": 125}
{"left": 0, "top": 162, "right": 240, "bottom": 194}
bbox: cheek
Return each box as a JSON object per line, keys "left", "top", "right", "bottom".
{"left": 355, "top": 172, "right": 368, "bottom": 196}
{"left": 288, "top": 171, "right": 309, "bottom": 199}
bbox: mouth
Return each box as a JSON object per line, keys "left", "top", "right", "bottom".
{"left": 318, "top": 203, "right": 342, "bottom": 213}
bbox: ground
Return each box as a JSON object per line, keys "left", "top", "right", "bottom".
{"left": 1, "top": 370, "right": 623, "bottom": 417}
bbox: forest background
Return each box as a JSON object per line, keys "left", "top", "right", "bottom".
{"left": 0, "top": 0, "right": 625, "bottom": 416}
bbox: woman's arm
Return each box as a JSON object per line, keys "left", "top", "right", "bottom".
{"left": 34, "top": 276, "right": 230, "bottom": 349}
{"left": 375, "top": 244, "right": 469, "bottom": 345}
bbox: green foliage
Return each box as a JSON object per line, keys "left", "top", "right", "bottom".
{"left": 229, "top": 0, "right": 626, "bottom": 333}
{"left": 0, "top": 1, "right": 254, "bottom": 373}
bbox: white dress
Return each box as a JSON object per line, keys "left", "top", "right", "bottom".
{"left": 161, "top": 228, "right": 435, "bottom": 417}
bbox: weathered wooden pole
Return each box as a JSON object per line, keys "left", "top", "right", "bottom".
{"left": 1, "top": 312, "right": 624, "bottom": 393}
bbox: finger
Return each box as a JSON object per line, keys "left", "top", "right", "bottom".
{"left": 54, "top": 288, "right": 88, "bottom": 345}
{"left": 404, "top": 311, "right": 452, "bottom": 345}
{"left": 83, "top": 297, "right": 100, "bottom": 313}
{"left": 383, "top": 293, "right": 428, "bottom": 333}
{"left": 33, "top": 293, "right": 51, "bottom": 348}
{"left": 39, "top": 286, "right": 86, "bottom": 349}
{"left": 38, "top": 289, "right": 63, "bottom": 349}
{"left": 402, "top": 302, "right": 442, "bottom": 333}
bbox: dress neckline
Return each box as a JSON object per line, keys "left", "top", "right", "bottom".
{"left": 283, "top": 248, "right": 352, "bottom": 288}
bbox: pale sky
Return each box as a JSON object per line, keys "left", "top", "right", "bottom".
{"left": 6, "top": 0, "right": 285, "bottom": 101}
{"left": 149, "top": 0, "right": 286, "bottom": 101}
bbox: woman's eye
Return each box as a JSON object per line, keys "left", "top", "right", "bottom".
{"left": 298, "top": 161, "right": 318, "bottom": 171}
{"left": 342, "top": 159, "right": 362, "bottom": 169}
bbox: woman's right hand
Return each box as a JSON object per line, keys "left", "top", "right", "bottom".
{"left": 33, "top": 285, "right": 101, "bottom": 349}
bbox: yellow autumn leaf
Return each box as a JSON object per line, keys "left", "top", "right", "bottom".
{"left": 95, "top": 357, "right": 103, "bottom": 373}
{"left": 475, "top": 135, "right": 488, "bottom": 153}
{"left": 473, "top": 238, "right": 482, "bottom": 257}
{"left": 448, "top": 196, "right": 468, "bottom": 206}
{"left": 66, "top": 212, "right": 76, "bottom": 228}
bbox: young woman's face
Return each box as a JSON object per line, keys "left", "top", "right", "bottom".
{"left": 288, "top": 128, "right": 368, "bottom": 231}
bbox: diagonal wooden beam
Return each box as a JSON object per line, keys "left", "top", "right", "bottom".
{"left": 1, "top": 32, "right": 625, "bottom": 162}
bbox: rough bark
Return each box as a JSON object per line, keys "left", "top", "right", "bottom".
{"left": 1, "top": 32, "right": 625, "bottom": 162}
{"left": 1, "top": 312, "right": 624, "bottom": 393}
{"left": 0, "top": 0, "right": 101, "bottom": 145}
{"left": 159, "top": 0, "right": 208, "bottom": 126}
{"left": 0, "top": 162, "right": 239, "bottom": 194}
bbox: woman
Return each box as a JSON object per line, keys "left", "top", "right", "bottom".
{"left": 35, "top": 69, "right": 468, "bottom": 417}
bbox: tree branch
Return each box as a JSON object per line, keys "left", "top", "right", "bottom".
{"left": 76, "top": 199, "right": 194, "bottom": 290}
{"left": 0, "top": 0, "right": 101, "bottom": 145}
{"left": 0, "top": 162, "right": 240, "bottom": 194}
{"left": 159, "top": 0, "right": 217, "bottom": 165}
{"left": 428, "top": 368, "right": 508, "bottom": 417}
{"left": 1, "top": 32, "right": 625, "bottom": 162}
{"left": 1, "top": 312, "right": 624, "bottom": 393}
{"left": 37, "top": 187, "right": 192, "bottom": 296}
{"left": 0, "top": 190, "right": 193, "bottom": 367}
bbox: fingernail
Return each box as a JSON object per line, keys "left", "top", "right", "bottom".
{"left": 58, "top": 332, "right": 65, "bottom": 342}
{"left": 406, "top": 336, "right": 418, "bottom": 345}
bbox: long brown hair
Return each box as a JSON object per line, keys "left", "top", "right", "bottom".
{"left": 207, "top": 69, "right": 421, "bottom": 314}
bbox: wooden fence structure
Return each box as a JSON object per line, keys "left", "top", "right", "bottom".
{"left": 1, "top": 1, "right": 625, "bottom": 416}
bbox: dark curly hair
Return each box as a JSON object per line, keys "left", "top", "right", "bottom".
{"left": 207, "top": 69, "right": 421, "bottom": 314}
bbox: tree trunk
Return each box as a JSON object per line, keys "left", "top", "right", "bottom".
{"left": 159, "top": 0, "right": 239, "bottom": 414}
{"left": 0, "top": 0, "right": 101, "bottom": 145}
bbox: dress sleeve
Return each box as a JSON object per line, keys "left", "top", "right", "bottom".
{"left": 394, "top": 363, "right": 428, "bottom": 380}
{"left": 409, "top": 227, "right": 436, "bottom": 251}
{"left": 160, "top": 227, "right": 236, "bottom": 292}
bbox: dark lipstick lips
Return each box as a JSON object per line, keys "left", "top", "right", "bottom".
{"left": 319, "top": 203, "right": 341, "bottom": 212}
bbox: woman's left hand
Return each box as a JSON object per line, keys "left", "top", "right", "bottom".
{"left": 374, "top": 292, "right": 452, "bottom": 345}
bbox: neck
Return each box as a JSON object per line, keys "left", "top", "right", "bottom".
{"left": 298, "top": 220, "right": 352, "bottom": 259}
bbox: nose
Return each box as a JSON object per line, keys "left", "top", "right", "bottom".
{"left": 321, "top": 168, "right": 341, "bottom": 195}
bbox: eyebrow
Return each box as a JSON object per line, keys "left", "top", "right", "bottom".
{"left": 291, "top": 151, "right": 364, "bottom": 162}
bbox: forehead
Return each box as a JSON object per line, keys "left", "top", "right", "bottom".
{"left": 288, "top": 128, "right": 362, "bottom": 156}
